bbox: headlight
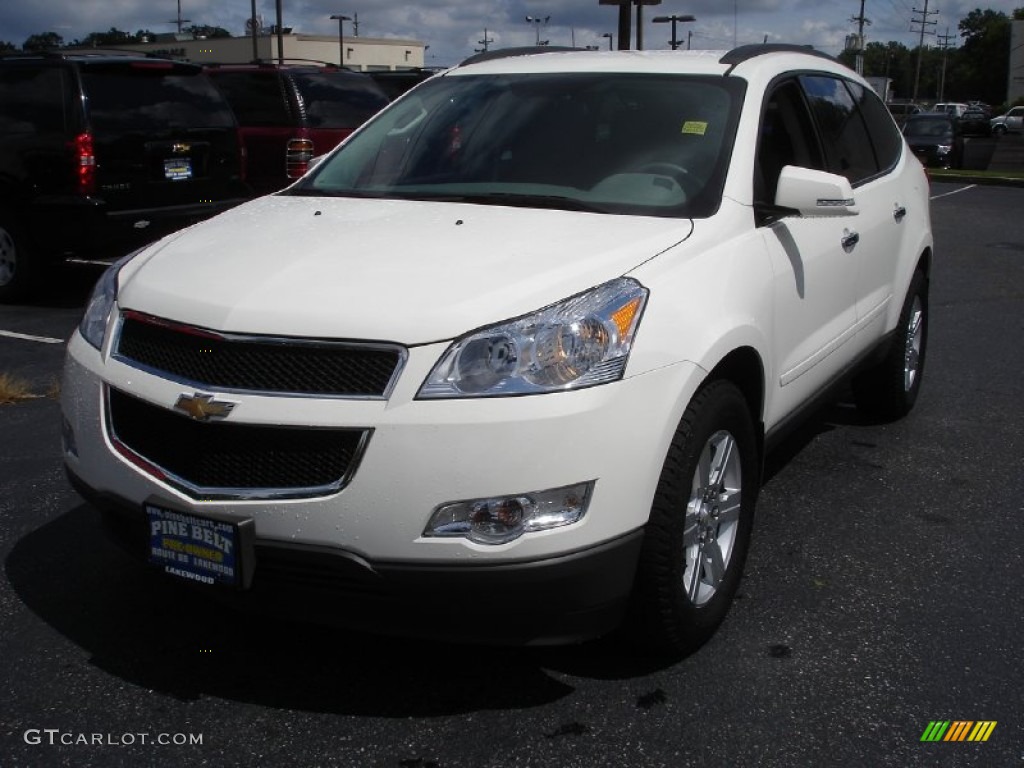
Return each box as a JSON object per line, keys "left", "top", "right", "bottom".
{"left": 418, "top": 277, "right": 647, "bottom": 398}
{"left": 936, "top": 144, "right": 953, "bottom": 155}
{"left": 79, "top": 251, "right": 138, "bottom": 350}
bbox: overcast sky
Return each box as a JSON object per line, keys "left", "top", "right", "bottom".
{"left": 1, "top": 0, "right": 1020, "bottom": 67}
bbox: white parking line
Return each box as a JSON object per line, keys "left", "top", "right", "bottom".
{"left": 931, "top": 184, "right": 977, "bottom": 200}
{"left": 0, "top": 329, "right": 65, "bottom": 345}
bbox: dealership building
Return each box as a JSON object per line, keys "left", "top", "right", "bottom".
{"left": 103, "top": 30, "right": 426, "bottom": 71}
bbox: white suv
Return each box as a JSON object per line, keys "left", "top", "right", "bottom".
{"left": 62, "top": 45, "right": 932, "bottom": 654}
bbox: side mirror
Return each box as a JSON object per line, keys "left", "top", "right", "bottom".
{"left": 775, "top": 165, "right": 858, "bottom": 217}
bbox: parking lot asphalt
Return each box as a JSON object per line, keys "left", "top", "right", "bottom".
{"left": 1, "top": 181, "right": 1022, "bottom": 767}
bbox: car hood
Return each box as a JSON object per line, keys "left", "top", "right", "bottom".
{"left": 118, "top": 195, "right": 694, "bottom": 344}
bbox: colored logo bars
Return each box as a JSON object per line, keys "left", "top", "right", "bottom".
{"left": 920, "top": 721, "right": 997, "bottom": 742}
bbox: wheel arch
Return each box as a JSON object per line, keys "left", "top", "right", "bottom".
{"left": 705, "top": 346, "right": 765, "bottom": 427}
{"left": 701, "top": 346, "right": 767, "bottom": 476}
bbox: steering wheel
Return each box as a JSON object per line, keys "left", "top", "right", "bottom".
{"left": 635, "top": 162, "right": 701, "bottom": 198}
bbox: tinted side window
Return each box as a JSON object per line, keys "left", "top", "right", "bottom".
{"left": 799, "top": 74, "right": 878, "bottom": 185}
{"left": 0, "top": 66, "right": 69, "bottom": 134}
{"left": 847, "top": 80, "right": 903, "bottom": 172}
{"left": 210, "top": 72, "right": 292, "bottom": 127}
{"left": 756, "top": 79, "right": 823, "bottom": 203}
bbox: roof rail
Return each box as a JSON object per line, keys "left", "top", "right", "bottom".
{"left": 459, "top": 46, "right": 584, "bottom": 67}
{"left": 720, "top": 44, "right": 835, "bottom": 75}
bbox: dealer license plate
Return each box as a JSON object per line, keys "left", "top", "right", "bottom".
{"left": 163, "top": 157, "right": 193, "bottom": 181}
{"left": 146, "top": 504, "right": 253, "bottom": 588}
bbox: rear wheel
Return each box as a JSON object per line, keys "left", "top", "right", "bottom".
{"left": 629, "top": 380, "right": 758, "bottom": 656}
{"left": 0, "top": 214, "right": 41, "bottom": 303}
{"left": 853, "top": 269, "right": 928, "bottom": 420}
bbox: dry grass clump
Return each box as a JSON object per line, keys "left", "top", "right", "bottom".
{"left": 0, "top": 373, "right": 41, "bottom": 404}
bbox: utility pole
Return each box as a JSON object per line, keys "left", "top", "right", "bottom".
{"left": 167, "top": 0, "right": 191, "bottom": 35}
{"left": 937, "top": 27, "right": 954, "bottom": 102}
{"left": 476, "top": 28, "right": 494, "bottom": 53}
{"left": 850, "top": 0, "right": 871, "bottom": 75}
{"left": 910, "top": 0, "right": 938, "bottom": 103}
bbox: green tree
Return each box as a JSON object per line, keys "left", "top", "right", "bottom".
{"left": 23, "top": 32, "right": 64, "bottom": 51}
{"left": 0, "top": 41, "right": 17, "bottom": 53}
{"left": 956, "top": 8, "right": 1011, "bottom": 104}
{"left": 79, "top": 27, "right": 135, "bottom": 48}
{"left": 185, "top": 25, "right": 231, "bottom": 39}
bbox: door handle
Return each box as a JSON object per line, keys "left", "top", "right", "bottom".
{"left": 893, "top": 205, "right": 907, "bottom": 222}
{"left": 841, "top": 230, "right": 860, "bottom": 251}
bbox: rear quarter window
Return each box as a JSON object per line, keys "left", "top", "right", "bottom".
{"left": 291, "top": 73, "right": 389, "bottom": 129}
{"left": 847, "top": 81, "right": 903, "bottom": 172}
{"left": 0, "top": 66, "right": 70, "bottom": 134}
{"left": 208, "top": 72, "right": 293, "bottom": 127}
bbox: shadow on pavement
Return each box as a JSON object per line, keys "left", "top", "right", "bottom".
{"left": 5, "top": 502, "right": 683, "bottom": 716}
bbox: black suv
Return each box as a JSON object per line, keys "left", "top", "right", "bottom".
{"left": 0, "top": 52, "right": 251, "bottom": 302}
{"left": 205, "top": 63, "right": 389, "bottom": 196}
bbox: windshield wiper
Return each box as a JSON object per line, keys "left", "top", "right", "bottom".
{"left": 282, "top": 188, "right": 608, "bottom": 213}
{"left": 424, "top": 192, "right": 607, "bottom": 213}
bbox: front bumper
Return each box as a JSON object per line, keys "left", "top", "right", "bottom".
{"left": 62, "top": 325, "right": 706, "bottom": 643}
{"left": 71, "top": 472, "right": 643, "bottom": 645}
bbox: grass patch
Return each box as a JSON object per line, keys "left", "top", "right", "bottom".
{"left": 0, "top": 373, "right": 42, "bottom": 405}
{"left": 930, "top": 168, "right": 1024, "bottom": 182}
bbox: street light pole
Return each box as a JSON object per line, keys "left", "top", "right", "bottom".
{"left": 602, "top": 32, "right": 614, "bottom": 49}
{"left": 652, "top": 14, "right": 696, "bottom": 50}
{"left": 329, "top": 13, "right": 352, "bottom": 67}
{"left": 526, "top": 15, "right": 550, "bottom": 46}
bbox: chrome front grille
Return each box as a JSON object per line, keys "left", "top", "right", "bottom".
{"left": 106, "top": 387, "right": 370, "bottom": 500}
{"left": 114, "top": 310, "right": 405, "bottom": 398}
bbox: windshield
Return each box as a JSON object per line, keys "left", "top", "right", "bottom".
{"left": 291, "top": 72, "right": 744, "bottom": 218}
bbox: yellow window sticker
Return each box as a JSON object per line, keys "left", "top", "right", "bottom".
{"left": 682, "top": 121, "right": 708, "bottom": 136}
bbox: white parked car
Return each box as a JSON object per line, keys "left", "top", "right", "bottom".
{"left": 62, "top": 44, "right": 933, "bottom": 654}
{"left": 930, "top": 101, "right": 969, "bottom": 118}
{"left": 990, "top": 105, "right": 1024, "bottom": 135}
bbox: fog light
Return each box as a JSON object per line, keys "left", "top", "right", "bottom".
{"left": 425, "top": 481, "right": 594, "bottom": 545}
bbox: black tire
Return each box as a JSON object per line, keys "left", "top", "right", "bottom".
{"left": 853, "top": 269, "right": 928, "bottom": 420}
{"left": 0, "top": 213, "right": 42, "bottom": 303}
{"left": 629, "top": 380, "right": 759, "bottom": 656}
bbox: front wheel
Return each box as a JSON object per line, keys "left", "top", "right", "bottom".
{"left": 628, "top": 380, "right": 759, "bottom": 656}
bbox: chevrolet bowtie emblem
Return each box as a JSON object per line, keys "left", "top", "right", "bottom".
{"left": 173, "top": 393, "right": 236, "bottom": 422}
